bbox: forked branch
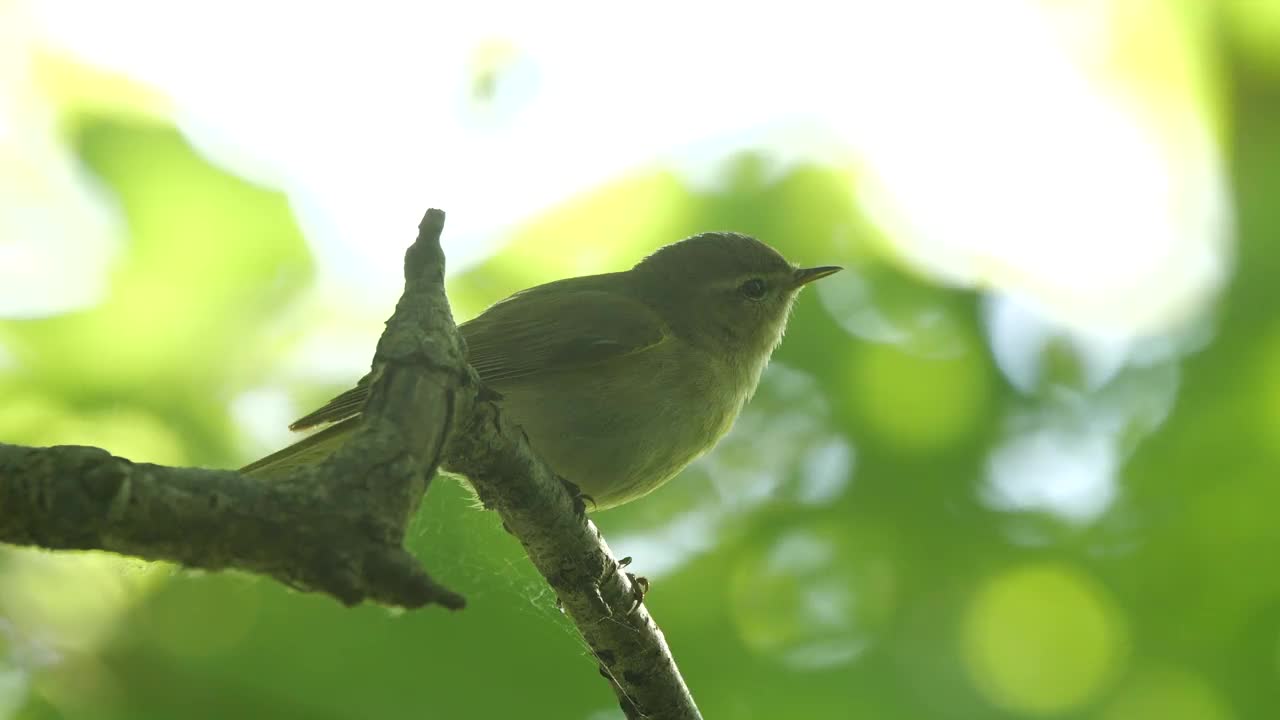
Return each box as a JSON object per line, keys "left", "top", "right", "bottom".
{"left": 0, "top": 209, "right": 700, "bottom": 719}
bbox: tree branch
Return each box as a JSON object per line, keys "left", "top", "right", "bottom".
{"left": 0, "top": 208, "right": 701, "bottom": 719}
{"left": 447, "top": 402, "right": 700, "bottom": 719}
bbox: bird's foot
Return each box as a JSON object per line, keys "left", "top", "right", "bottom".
{"left": 598, "top": 555, "right": 631, "bottom": 587}
{"left": 627, "top": 572, "right": 650, "bottom": 614}
{"left": 600, "top": 556, "right": 647, "bottom": 613}
{"left": 477, "top": 382, "right": 504, "bottom": 402}
{"left": 558, "top": 475, "right": 594, "bottom": 519}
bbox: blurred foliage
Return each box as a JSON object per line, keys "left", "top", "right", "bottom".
{"left": 2, "top": 6, "right": 1280, "bottom": 720}
{"left": 0, "top": 120, "right": 313, "bottom": 464}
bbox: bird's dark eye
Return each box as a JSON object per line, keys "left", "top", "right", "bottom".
{"left": 739, "top": 278, "right": 767, "bottom": 300}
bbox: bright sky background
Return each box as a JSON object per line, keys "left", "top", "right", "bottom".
{"left": 0, "top": 0, "right": 1235, "bottom": 530}
{"left": 10, "top": 0, "right": 1231, "bottom": 333}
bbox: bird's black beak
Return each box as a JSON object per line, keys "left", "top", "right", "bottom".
{"left": 792, "top": 266, "right": 842, "bottom": 287}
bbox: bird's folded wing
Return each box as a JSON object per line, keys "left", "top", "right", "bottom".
{"left": 286, "top": 281, "right": 669, "bottom": 432}
{"left": 288, "top": 376, "right": 372, "bottom": 431}
{"left": 464, "top": 282, "right": 670, "bottom": 383}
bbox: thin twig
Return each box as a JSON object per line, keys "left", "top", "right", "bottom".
{"left": 448, "top": 401, "right": 702, "bottom": 719}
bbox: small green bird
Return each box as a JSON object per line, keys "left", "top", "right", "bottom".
{"left": 242, "top": 232, "right": 840, "bottom": 509}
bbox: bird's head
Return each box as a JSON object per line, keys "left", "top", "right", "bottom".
{"left": 631, "top": 232, "right": 841, "bottom": 359}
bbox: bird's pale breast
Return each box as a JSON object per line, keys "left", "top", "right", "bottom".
{"left": 491, "top": 342, "right": 748, "bottom": 509}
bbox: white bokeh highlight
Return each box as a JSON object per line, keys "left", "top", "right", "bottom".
{"left": 24, "top": 0, "right": 1231, "bottom": 338}
{"left": 0, "top": 1, "right": 123, "bottom": 318}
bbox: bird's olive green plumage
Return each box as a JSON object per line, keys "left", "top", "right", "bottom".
{"left": 241, "top": 232, "right": 840, "bottom": 509}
